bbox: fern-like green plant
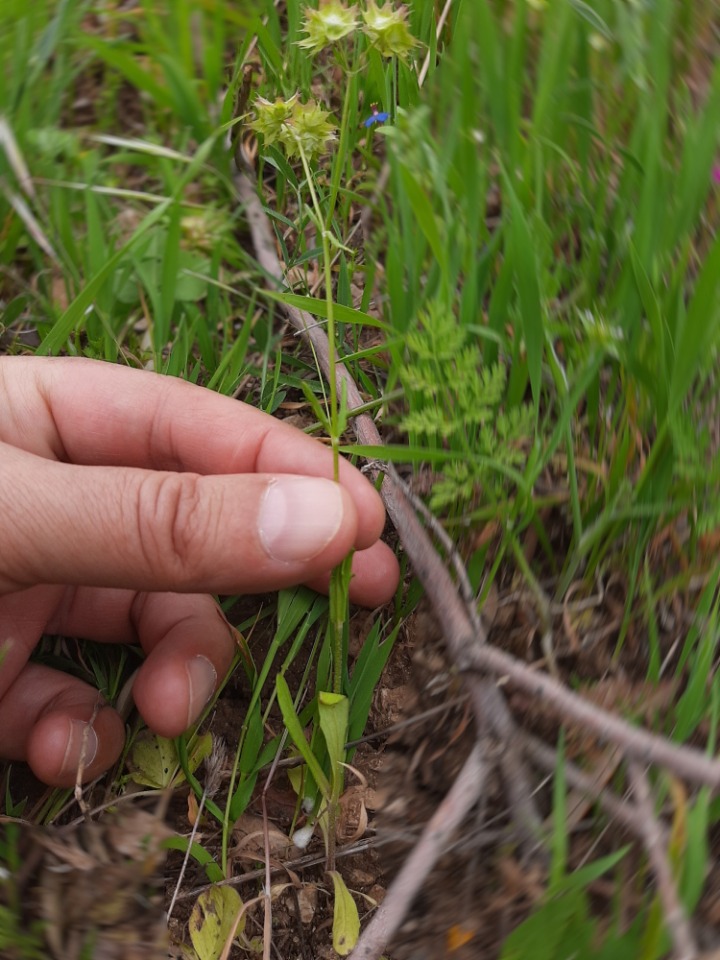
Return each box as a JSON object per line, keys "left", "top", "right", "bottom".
{"left": 399, "top": 300, "right": 533, "bottom": 512}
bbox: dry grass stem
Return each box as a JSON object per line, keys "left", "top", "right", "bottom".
{"left": 628, "top": 763, "right": 699, "bottom": 960}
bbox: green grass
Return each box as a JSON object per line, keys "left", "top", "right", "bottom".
{"left": 2, "top": 0, "right": 720, "bottom": 957}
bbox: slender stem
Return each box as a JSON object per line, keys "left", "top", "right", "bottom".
{"left": 297, "top": 145, "right": 339, "bottom": 480}
{"left": 295, "top": 140, "right": 345, "bottom": 697}
{"left": 323, "top": 226, "right": 339, "bottom": 482}
{"left": 391, "top": 55, "right": 398, "bottom": 122}
{"left": 328, "top": 49, "right": 354, "bottom": 225}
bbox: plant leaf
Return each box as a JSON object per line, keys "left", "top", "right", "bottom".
{"left": 398, "top": 164, "right": 448, "bottom": 280}
{"left": 276, "top": 674, "right": 330, "bottom": 797}
{"left": 668, "top": 229, "right": 720, "bottom": 414}
{"left": 189, "top": 886, "right": 244, "bottom": 960}
{"left": 328, "top": 871, "right": 360, "bottom": 956}
{"left": 318, "top": 691, "right": 349, "bottom": 800}
{"left": 128, "top": 732, "right": 180, "bottom": 789}
{"left": 264, "top": 291, "right": 389, "bottom": 331}
{"left": 501, "top": 166, "right": 544, "bottom": 414}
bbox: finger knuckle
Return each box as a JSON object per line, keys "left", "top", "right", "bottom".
{"left": 135, "top": 472, "right": 215, "bottom": 584}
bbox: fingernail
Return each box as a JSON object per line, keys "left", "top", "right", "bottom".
{"left": 186, "top": 655, "right": 217, "bottom": 726}
{"left": 60, "top": 720, "right": 99, "bottom": 777}
{"left": 258, "top": 477, "right": 344, "bottom": 562}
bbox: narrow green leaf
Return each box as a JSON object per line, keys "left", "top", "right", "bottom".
{"left": 568, "top": 0, "right": 613, "bottom": 40}
{"left": 471, "top": 0, "right": 509, "bottom": 150}
{"left": 37, "top": 132, "right": 218, "bottom": 353}
{"left": 549, "top": 731, "right": 568, "bottom": 893}
{"left": 501, "top": 169, "right": 544, "bottom": 412}
{"left": 159, "top": 200, "right": 182, "bottom": 347}
{"left": 38, "top": 213, "right": 161, "bottom": 353}
{"left": 500, "top": 889, "right": 585, "bottom": 960}
{"left": 25, "top": 0, "right": 74, "bottom": 89}
{"left": 162, "top": 836, "right": 224, "bottom": 884}
{"left": 347, "top": 620, "right": 402, "bottom": 744}
{"left": 275, "top": 674, "right": 330, "bottom": 797}
{"left": 158, "top": 52, "right": 209, "bottom": 140}
{"left": 265, "top": 291, "right": 389, "bottom": 331}
{"left": 531, "top": 0, "right": 574, "bottom": 140}
{"left": 681, "top": 789, "right": 710, "bottom": 912}
{"left": 629, "top": 239, "right": 668, "bottom": 412}
{"left": 669, "top": 229, "right": 720, "bottom": 413}
{"left": 559, "top": 846, "right": 630, "bottom": 893}
{"left": 318, "top": 691, "right": 349, "bottom": 799}
{"left": 253, "top": 16, "right": 283, "bottom": 76}
{"left": 398, "top": 164, "right": 448, "bottom": 280}
{"left": 670, "top": 58, "right": 720, "bottom": 245}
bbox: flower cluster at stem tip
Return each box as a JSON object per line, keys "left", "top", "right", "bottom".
{"left": 250, "top": 2, "right": 417, "bottom": 160}
{"left": 250, "top": 93, "right": 337, "bottom": 160}
{"left": 298, "top": 0, "right": 418, "bottom": 59}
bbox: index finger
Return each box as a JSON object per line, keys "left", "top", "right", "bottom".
{"left": 0, "top": 357, "right": 386, "bottom": 548}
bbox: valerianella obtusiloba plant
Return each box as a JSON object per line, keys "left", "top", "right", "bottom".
{"left": 298, "top": 0, "right": 359, "bottom": 53}
{"left": 248, "top": 93, "right": 299, "bottom": 148}
{"left": 250, "top": 95, "right": 337, "bottom": 160}
{"left": 361, "top": 0, "right": 417, "bottom": 58}
{"left": 297, "top": 0, "right": 418, "bottom": 59}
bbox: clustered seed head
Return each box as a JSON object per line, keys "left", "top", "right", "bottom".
{"left": 250, "top": 95, "right": 337, "bottom": 160}
{"left": 249, "top": 93, "right": 299, "bottom": 148}
{"left": 250, "top": 1, "right": 418, "bottom": 160}
{"left": 298, "top": 0, "right": 418, "bottom": 59}
{"left": 361, "top": 0, "right": 417, "bottom": 58}
{"left": 297, "top": 0, "right": 359, "bottom": 53}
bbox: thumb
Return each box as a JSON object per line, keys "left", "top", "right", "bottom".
{"left": 0, "top": 443, "right": 359, "bottom": 595}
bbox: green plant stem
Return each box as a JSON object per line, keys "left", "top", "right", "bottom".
{"left": 327, "top": 47, "right": 354, "bottom": 222}
{"left": 296, "top": 146, "right": 339, "bottom": 481}
{"left": 391, "top": 54, "right": 398, "bottom": 122}
{"left": 296, "top": 141, "right": 347, "bottom": 697}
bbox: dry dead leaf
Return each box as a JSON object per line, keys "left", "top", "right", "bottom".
{"left": 187, "top": 791, "right": 200, "bottom": 826}
{"left": 337, "top": 785, "right": 369, "bottom": 844}
{"left": 296, "top": 882, "right": 318, "bottom": 924}
{"left": 232, "top": 813, "right": 291, "bottom": 860}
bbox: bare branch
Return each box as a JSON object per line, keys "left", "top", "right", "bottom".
{"left": 349, "top": 744, "right": 488, "bottom": 960}
{"left": 520, "top": 732, "right": 642, "bottom": 834}
{"left": 628, "top": 763, "right": 698, "bottom": 960}
{"left": 462, "top": 644, "right": 720, "bottom": 789}
{"left": 469, "top": 680, "right": 545, "bottom": 853}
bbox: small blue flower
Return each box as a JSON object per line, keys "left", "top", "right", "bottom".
{"left": 363, "top": 103, "right": 390, "bottom": 127}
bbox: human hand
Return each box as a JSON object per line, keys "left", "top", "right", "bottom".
{"left": 0, "top": 357, "right": 399, "bottom": 786}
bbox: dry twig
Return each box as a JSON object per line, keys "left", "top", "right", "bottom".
{"left": 520, "top": 732, "right": 642, "bottom": 834}
{"left": 349, "top": 744, "right": 488, "bottom": 960}
{"left": 628, "top": 763, "right": 698, "bottom": 960}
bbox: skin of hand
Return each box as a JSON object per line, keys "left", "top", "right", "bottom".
{"left": 0, "top": 357, "right": 400, "bottom": 787}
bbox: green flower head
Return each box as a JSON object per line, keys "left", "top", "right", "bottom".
{"left": 362, "top": 0, "right": 417, "bottom": 59}
{"left": 281, "top": 99, "right": 337, "bottom": 160}
{"left": 298, "top": 1, "right": 359, "bottom": 54}
{"left": 250, "top": 95, "right": 337, "bottom": 160}
{"left": 249, "top": 94, "right": 299, "bottom": 147}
